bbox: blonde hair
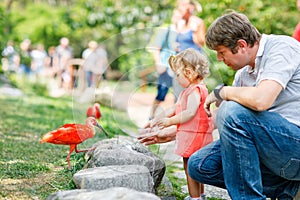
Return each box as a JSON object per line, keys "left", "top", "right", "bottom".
{"left": 168, "top": 48, "right": 209, "bottom": 82}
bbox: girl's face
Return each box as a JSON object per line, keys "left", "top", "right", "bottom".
{"left": 175, "top": 69, "right": 190, "bottom": 88}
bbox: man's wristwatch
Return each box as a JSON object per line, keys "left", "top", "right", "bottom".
{"left": 214, "top": 83, "right": 226, "bottom": 100}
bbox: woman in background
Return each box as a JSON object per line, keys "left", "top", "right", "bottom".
{"left": 176, "top": 0, "right": 206, "bottom": 53}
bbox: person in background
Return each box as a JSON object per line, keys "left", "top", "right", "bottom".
{"left": 45, "top": 46, "right": 59, "bottom": 78}
{"left": 141, "top": 48, "right": 213, "bottom": 200}
{"left": 55, "top": 37, "right": 73, "bottom": 88}
{"left": 82, "top": 42, "right": 109, "bottom": 88}
{"left": 82, "top": 40, "right": 98, "bottom": 88}
{"left": 176, "top": 0, "right": 206, "bottom": 53}
{"left": 30, "top": 43, "right": 47, "bottom": 78}
{"left": 148, "top": 9, "right": 183, "bottom": 120}
{"left": 1, "top": 40, "right": 19, "bottom": 73}
{"left": 92, "top": 44, "right": 109, "bottom": 88}
{"left": 293, "top": 0, "right": 300, "bottom": 42}
{"left": 18, "top": 39, "right": 32, "bottom": 75}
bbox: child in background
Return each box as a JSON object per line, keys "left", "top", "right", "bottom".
{"left": 142, "top": 48, "right": 213, "bottom": 200}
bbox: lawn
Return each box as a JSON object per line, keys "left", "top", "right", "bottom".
{"left": 0, "top": 74, "right": 224, "bottom": 200}
{"left": 0, "top": 74, "right": 135, "bottom": 199}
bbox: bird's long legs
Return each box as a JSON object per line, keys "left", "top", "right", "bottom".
{"left": 66, "top": 144, "right": 76, "bottom": 170}
{"left": 75, "top": 146, "right": 95, "bottom": 153}
{"left": 66, "top": 144, "right": 96, "bottom": 170}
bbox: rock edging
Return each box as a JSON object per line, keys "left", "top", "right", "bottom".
{"left": 47, "top": 136, "right": 166, "bottom": 200}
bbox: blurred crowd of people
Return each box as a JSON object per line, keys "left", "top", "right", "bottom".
{"left": 1, "top": 37, "right": 109, "bottom": 91}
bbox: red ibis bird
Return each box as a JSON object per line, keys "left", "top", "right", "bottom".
{"left": 40, "top": 117, "right": 108, "bottom": 170}
{"left": 86, "top": 103, "right": 101, "bottom": 119}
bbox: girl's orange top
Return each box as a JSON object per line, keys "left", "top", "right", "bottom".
{"left": 175, "top": 83, "right": 212, "bottom": 133}
{"left": 174, "top": 83, "right": 213, "bottom": 158}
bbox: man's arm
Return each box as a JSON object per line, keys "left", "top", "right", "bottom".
{"left": 220, "top": 80, "right": 283, "bottom": 111}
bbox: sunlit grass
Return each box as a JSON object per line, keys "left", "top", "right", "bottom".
{"left": 0, "top": 74, "right": 224, "bottom": 200}
{"left": 0, "top": 74, "right": 137, "bottom": 199}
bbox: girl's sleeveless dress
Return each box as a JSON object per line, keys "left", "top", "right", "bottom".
{"left": 175, "top": 84, "right": 213, "bottom": 158}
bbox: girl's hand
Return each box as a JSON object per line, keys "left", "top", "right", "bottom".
{"left": 138, "top": 127, "right": 152, "bottom": 135}
{"left": 138, "top": 126, "right": 159, "bottom": 135}
{"left": 143, "top": 121, "right": 151, "bottom": 128}
{"left": 157, "top": 118, "right": 171, "bottom": 129}
{"left": 144, "top": 118, "right": 159, "bottom": 128}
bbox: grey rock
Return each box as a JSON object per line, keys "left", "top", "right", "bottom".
{"left": 46, "top": 187, "right": 161, "bottom": 200}
{"left": 73, "top": 165, "right": 153, "bottom": 193}
{"left": 85, "top": 137, "right": 166, "bottom": 191}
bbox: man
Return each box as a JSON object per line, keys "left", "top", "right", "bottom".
{"left": 190, "top": 11, "right": 300, "bottom": 199}
{"left": 139, "top": 11, "right": 300, "bottom": 199}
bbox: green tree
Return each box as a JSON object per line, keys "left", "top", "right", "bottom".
{"left": 1, "top": 0, "right": 299, "bottom": 86}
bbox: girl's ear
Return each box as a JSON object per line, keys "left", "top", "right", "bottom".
{"left": 185, "top": 68, "right": 193, "bottom": 75}
{"left": 184, "top": 68, "right": 194, "bottom": 81}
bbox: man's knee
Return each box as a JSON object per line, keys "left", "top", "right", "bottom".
{"left": 188, "top": 150, "right": 206, "bottom": 182}
{"left": 216, "top": 101, "right": 248, "bottom": 127}
{"left": 188, "top": 142, "right": 226, "bottom": 188}
{"left": 188, "top": 142, "right": 222, "bottom": 182}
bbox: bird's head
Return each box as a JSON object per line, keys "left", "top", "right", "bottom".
{"left": 94, "top": 103, "right": 100, "bottom": 109}
{"left": 86, "top": 116, "right": 98, "bottom": 126}
{"left": 86, "top": 117, "right": 109, "bottom": 137}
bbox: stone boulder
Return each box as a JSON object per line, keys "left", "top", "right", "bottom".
{"left": 46, "top": 187, "right": 161, "bottom": 200}
{"left": 85, "top": 136, "right": 166, "bottom": 191}
{"left": 73, "top": 165, "right": 153, "bottom": 192}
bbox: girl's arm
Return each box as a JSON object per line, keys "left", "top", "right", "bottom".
{"left": 150, "top": 105, "right": 176, "bottom": 127}
{"left": 144, "top": 105, "right": 176, "bottom": 128}
{"left": 157, "top": 89, "right": 201, "bottom": 128}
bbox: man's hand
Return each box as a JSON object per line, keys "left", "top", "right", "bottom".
{"left": 204, "top": 92, "right": 220, "bottom": 117}
{"left": 138, "top": 126, "right": 177, "bottom": 146}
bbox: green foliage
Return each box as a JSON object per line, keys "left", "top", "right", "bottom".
{"left": 0, "top": 0, "right": 299, "bottom": 89}
{"left": 200, "top": 0, "right": 299, "bottom": 36}
{"left": 9, "top": 3, "right": 71, "bottom": 48}
{"left": 0, "top": 6, "right": 7, "bottom": 50}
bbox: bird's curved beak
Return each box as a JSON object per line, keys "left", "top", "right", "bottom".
{"left": 96, "top": 123, "right": 109, "bottom": 138}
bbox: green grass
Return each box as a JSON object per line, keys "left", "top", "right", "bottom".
{"left": 0, "top": 73, "right": 225, "bottom": 200}
{"left": 0, "top": 74, "right": 136, "bottom": 199}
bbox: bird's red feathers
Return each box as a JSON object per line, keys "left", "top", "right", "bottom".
{"left": 40, "top": 123, "right": 95, "bottom": 145}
